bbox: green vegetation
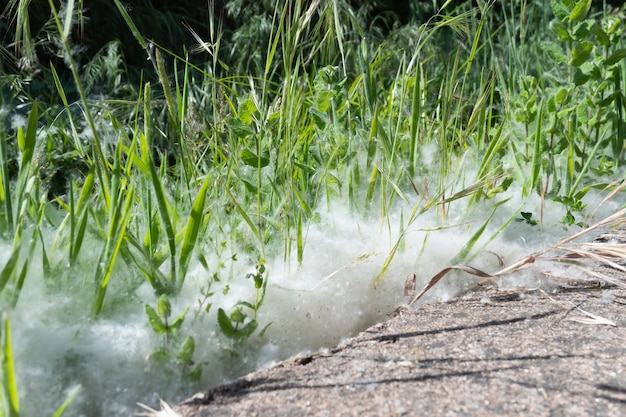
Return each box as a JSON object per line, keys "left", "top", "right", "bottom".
{"left": 0, "top": 0, "right": 625, "bottom": 413}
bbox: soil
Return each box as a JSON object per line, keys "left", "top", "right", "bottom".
{"left": 174, "top": 232, "right": 626, "bottom": 417}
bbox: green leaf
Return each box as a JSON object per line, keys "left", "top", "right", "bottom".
{"left": 188, "top": 366, "right": 203, "bottom": 381}
{"left": 569, "top": 0, "right": 591, "bottom": 22}
{"left": 2, "top": 317, "right": 19, "bottom": 417}
{"left": 217, "top": 308, "right": 236, "bottom": 338}
{"left": 315, "top": 90, "right": 334, "bottom": 112}
{"left": 570, "top": 41, "right": 593, "bottom": 66}
{"left": 169, "top": 306, "right": 189, "bottom": 333}
{"left": 145, "top": 304, "right": 167, "bottom": 335}
{"left": 573, "top": 68, "right": 591, "bottom": 86}
{"left": 146, "top": 150, "right": 176, "bottom": 289}
{"left": 541, "top": 41, "right": 568, "bottom": 64}
{"left": 242, "top": 179, "right": 258, "bottom": 194}
{"left": 0, "top": 237, "right": 20, "bottom": 294}
{"left": 550, "top": 21, "right": 570, "bottom": 41}
{"left": 259, "top": 322, "right": 273, "bottom": 337}
{"left": 238, "top": 98, "right": 258, "bottom": 125}
{"left": 604, "top": 48, "right": 626, "bottom": 66}
{"left": 576, "top": 102, "right": 589, "bottom": 124}
{"left": 236, "top": 319, "right": 258, "bottom": 340}
{"left": 604, "top": 16, "right": 621, "bottom": 35}
{"left": 18, "top": 101, "right": 38, "bottom": 165}
{"left": 530, "top": 101, "right": 545, "bottom": 193}
{"left": 230, "top": 307, "right": 246, "bottom": 324}
{"left": 519, "top": 212, "right": 538, "bottom": 225}
{"left": 149, "top": 348, "right": 170, "bottom": 361}
{"left": 112, "top": 0, "right": 149, "bottom": 49}
{"left": 555, "top": 87, "right": 570, "bottom": 105}
{"left": 240, "top": 148, "right": 270, "bottom": 168}
{"left": 179, "top": 175, "right": 210, "bottom": 281}
{"left": 177, "top": 336, "right": 196, "bottom": 366}
{"left": 52, "top": 384, "right": 81, "bottom": 417}
{"left": 157, "top": 294, "right": 171, "bottom": 319}
{"left": 551, "top": 0, "right": 570, "bottom": 21}
{"left": 227, "top": 117, "right": 255, "bottom": 138}
{"left": 237, "top": 301, "right": 255, "bottom": 310}
{"left": 594, "top": 26, "right": 610, "bottom": 47}
{"left": 308, "top": 107, "right": 329, "bottom": 129}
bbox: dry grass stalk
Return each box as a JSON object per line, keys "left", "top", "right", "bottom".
{"left": 136, "top": 399, "right": 181, "bottom": 417}
{"left": 409, "top": 206, "right": 626, "bottom": 306}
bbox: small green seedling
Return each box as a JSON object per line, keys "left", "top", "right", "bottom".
{"left": 518, "top": 211, "right": 538, "bottom": 226}
{"left": 217, "top": 260, "right": 272, "bottom": 355}
{"left": 145, "top": 295, "right": 202, "bottom": 380}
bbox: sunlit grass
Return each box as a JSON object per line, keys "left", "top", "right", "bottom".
{"left": 0, "top": 0, "right": 625, "bottom": 414}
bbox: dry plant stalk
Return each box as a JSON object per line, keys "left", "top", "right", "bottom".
{"left": 409, "top": 206, "right": 626, "bottom": 307}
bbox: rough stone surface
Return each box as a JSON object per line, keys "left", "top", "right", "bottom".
{"left": 175, "top": 232, "right": 626, "bottom": 417}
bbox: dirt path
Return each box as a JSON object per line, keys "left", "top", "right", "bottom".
{"left": 173, "top": 280, "right": 626, "bottom": 416}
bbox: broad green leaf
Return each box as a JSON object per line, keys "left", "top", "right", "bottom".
{"left": 169, "top": 306, "right": 189, "bottom": 333}
{"left": 145, "top": 304, "right": 167, "bottom": 335}
{"left": 238, "top": 98, "right": 258, "bottom": 125}
{"left": 157, "top": 294, "right": 171, "bottom": 319}
{"left": 308, "top": 107, "right": 329, "bottom": 129}
{"left": 176, "top": 336, "right": 195, "bottom": 366}
{"left": 569, "top": 0, "right": 591, "bottom": 22}
{"left": 604, "top": 48, "right": 626, "bottom": 66}
{"left": 555, "top": 87, "right": 570, "bottom": 105}
{"left": 315, "top": 90, "right": 334, "bottom": 112}
{"left": 604, "top": 16, "right": 621, "bottom": 35}
{"left": 188, "top": 366, "right": 203, "bottom": 381}
{"left": 573, "top": 68, "right": 590, "bottom": 86}
{"left": 236, "top": 319, "right": 258, "bottom": 340}
{"left": 541, "top": 41, "right": 568, "bottom": 64}
{"left": 550, "top": 21, "right": 570, "bottom": 41}
{"left": 570, "top": 41, "right": 593, "bottom": 66}
{"left": 240, "top": 148, "right": 270, "bottom": 168}
{"left": 149, "top": 348, "right": 170, "bottom": 361}
{"left": 230, "top": 307, "right": 246, "bottom": 324}
{"left": 242, "top": 179, "right": 258, "bottom": 194}
{"left": 551, "top": 0, "right": 570, "bottom": 22}
{"left": 227, "top": 117, "right": 255, "bottom": 138}
{"left": 217, "top": 308, "right": 236, "bottom": 338}
{"left": 594, "top": 26, "right": 610, "bottom": 47}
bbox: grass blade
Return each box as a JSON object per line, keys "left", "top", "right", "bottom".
{"left": 226, "top": 187, "right": 262, "bottom": 246}
{"left": 178, "top": 176, "right": 210, "bottom": 286}
{"left": 1, "top": 316, "right": 19, "bottom": 417}
{"left": 450, "top": 198, "right": 509, "bottom": 264}
{"left": 529, "top": 100, "right": 544, "bottom": 195}
{"left": 52, "top": 385, "right": 81, "bottom": 417}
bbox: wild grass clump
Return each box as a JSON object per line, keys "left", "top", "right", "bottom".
{"left": 0, "top": 0, "right": 625, "bottom": 414}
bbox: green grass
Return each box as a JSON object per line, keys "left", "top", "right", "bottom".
{"left": 0, "top": 0, "right": 625, "bottom": 414}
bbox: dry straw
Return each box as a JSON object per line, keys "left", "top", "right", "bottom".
{"left": 410, "top": 186, "right": 626, "bottom": 306}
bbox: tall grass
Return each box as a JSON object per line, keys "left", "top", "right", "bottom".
{"left": 0, "top": 0, "right": 625, "bottom": 414}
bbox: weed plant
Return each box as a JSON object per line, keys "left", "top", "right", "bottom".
{"left": 0, "top": 0, "right": 625, "bottom": 414}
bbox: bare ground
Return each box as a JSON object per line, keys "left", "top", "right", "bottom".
{"left": 174, "top": 231, "right": 626, "bottom": 417}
